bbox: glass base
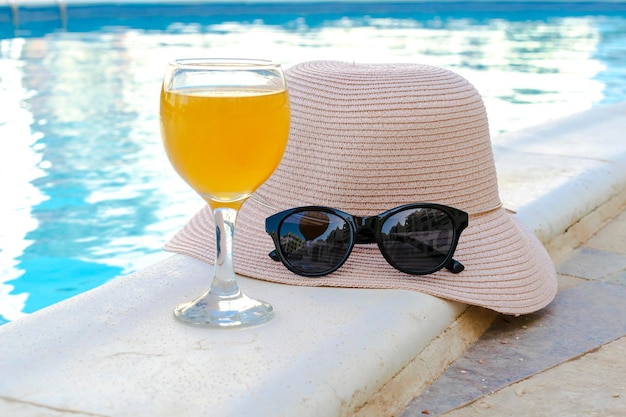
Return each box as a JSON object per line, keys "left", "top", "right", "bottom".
{"left": 174, "top": 289, "right": 274, "bottom": 328}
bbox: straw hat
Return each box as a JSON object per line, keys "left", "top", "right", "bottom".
{"left": 165, "top": 60, "right": 558, "bottom": 315}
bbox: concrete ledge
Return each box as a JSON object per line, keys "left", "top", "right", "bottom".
{"left": 0, "top": 255, "right": 480, "bottom": 416}
{"left": 0, "top": 102, "right": 625, "bottom": 416}
{"left": 495, "top": 102, "right": 626, "bottom": 261}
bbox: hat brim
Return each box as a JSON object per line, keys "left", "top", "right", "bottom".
{"left": 165, "top": 198, "right": 557, "bottom": 315}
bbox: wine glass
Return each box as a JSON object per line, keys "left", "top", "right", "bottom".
{"left": 160, "top": 58, "right": 290, "bottom": 327}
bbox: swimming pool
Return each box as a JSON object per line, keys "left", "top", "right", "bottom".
{"left": 1, "top": 1, "right": 626, "bottom": 324}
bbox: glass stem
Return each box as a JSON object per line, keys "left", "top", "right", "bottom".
{"left": 209, "top": 207, "right": 241, "bottom": 298}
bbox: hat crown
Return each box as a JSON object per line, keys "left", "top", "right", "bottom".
{"left": 257, "top": 60, "right": 501, "bottom": 215}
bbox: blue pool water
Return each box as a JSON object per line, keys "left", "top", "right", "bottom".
{"left": 1, "top": 2, "right": 626, "bottom": 324}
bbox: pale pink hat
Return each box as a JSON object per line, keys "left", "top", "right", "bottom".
{"left": 165, "top": 60, "right": 558, "bottom": 315}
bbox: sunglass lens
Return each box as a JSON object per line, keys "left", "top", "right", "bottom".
{"left": 278, "top": 211, "right": 351, "bottom": 275}
{"left": 380, "top": 207, "right": 455, "bottom": 274}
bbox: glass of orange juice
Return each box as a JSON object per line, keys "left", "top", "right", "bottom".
{"left": 160, "top": 58, "right": 290, "bottom": 327}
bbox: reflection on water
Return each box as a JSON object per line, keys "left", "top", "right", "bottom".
{"left": 1, "top": 4, "right": 625, "bottom": 323}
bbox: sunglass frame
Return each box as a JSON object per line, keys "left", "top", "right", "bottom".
{"left": 265, "top": 203, "right": 469, "bottom": 277}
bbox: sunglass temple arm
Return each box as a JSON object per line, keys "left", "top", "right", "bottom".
{"left": 445, "top": 258, "right": 465, "bottom": 274}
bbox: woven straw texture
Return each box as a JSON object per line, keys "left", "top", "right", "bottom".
{"left": 165, "top": 61, "right": 558, "bottom": 315}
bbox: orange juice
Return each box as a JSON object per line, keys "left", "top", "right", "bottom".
{"left": 160, "top": 87, "right": 290, "bottom": 209}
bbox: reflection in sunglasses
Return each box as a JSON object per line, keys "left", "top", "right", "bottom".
{"left": 279, "top": 211, "right": 350, "bottom": 270}
{"left": 266, "top": 204, "right": 468, "bottom": 276}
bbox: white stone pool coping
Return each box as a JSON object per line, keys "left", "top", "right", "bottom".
{"left": 0, "top": 102, "right": 625, "bottom": 416}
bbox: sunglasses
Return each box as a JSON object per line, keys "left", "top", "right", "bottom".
{"left": 265, "top": 203, "right": 469, "bottom": 277}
